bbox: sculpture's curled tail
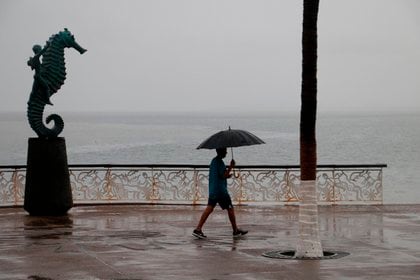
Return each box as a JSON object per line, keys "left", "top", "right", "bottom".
{"left": 27, "top": 96, "right": 63, "bottom": 138}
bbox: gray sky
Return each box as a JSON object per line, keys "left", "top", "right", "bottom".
{"left": 0, "top": 0, "right": 419, "bottom": 114}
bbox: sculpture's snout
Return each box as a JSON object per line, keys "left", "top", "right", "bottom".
{"left": 74, "top": 42, "right": 87, "bottom": 54}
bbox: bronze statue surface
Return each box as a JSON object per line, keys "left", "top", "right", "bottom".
{"left": 27, "top": 28, "right": 86, "bottom": 138}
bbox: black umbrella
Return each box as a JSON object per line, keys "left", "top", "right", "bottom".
{"left": 197, "top": 127, "right": 265, "bottom": 159}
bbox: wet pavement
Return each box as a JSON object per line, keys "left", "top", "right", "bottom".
{"left": 0, "top": 204, "right": 419, "bottom": 280}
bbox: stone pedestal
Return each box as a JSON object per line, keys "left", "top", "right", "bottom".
{"left": 24, "top": 137, "right": 73, "bottom": 216}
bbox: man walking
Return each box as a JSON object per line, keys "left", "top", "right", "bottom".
{"left": 193, "top": 148, "right": 248, "bottom": 239}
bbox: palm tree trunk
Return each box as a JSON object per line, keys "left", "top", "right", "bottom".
{"left": 295, "top": 0, "right": 323, "bottom": 258}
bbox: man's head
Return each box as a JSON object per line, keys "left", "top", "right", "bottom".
{"left": 216, "top": 148, "right": 227, "bottom": 158}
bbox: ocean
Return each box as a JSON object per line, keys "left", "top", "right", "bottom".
{"left": 1, "top": 111, "right": 419, "bottom": 204}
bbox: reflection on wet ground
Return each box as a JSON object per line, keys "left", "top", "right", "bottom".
{"left": 23, "top": 216, "right": 73, "bottom": 240}
{"left": 0, "top": 204, "right": 419, "bottom": 279}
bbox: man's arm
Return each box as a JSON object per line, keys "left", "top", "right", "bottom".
{"left": 223, "top": 159, "right": 235, "bottom": 178}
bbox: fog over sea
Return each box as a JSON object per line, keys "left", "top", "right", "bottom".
{"left": 1, "top": 111, "right": 419, "bottom": 204}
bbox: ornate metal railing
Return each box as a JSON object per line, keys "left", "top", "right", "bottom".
{"left": 0, "top": 164, "right": 386, "bottom": 207}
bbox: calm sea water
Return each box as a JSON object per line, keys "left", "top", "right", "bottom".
{"left": 1, "top": 111, "right": 419, "bottom": 204}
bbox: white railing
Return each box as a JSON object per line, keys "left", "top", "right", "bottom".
{"left": 0, "top": 164, "right": 386, "bottom": 207}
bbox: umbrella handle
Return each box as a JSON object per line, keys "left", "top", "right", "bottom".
{"left": 230, "top": 147, "right": 240, "bottom": 178}
{"left": 228, "top": 127, "right": 235, "bottom": 177}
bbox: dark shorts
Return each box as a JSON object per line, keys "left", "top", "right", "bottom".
{"left": 208, "top": 193, "right": 233, "bottom": 210}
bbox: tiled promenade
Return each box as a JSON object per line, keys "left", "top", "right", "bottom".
{"left": 0, "top": 204, "right": 419, "bottom": 280}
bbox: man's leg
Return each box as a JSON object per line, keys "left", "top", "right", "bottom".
{"left": 227, "top": 206, "right": 248, "bottom": 236}
{"left": 196, "top": 205, "right": 214, "bottom": 231}
{"left": 227, "top": 207, "right": 238, "bottom": 232}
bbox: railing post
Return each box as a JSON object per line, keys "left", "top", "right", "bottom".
{"left": 193, "top": 168, "right": 198, "bottom": 205}
{"left": 238, "top": 169, "right": 243, "bottom": 205}
{"left": 379, "top": 167, "right": 384, "bottom": 203}
{"left": 12, "top": 168, "right": 18, "bottom": 206}
{"left": 104, "top": 168, "right": 112, "bottom": 201}
{"left": 285, "top": 169, "right": 290, "bottom": 201}
{"left": 151, "top": 167, "right": 158, "bottom": 202}
{"left": 332, "top": 168, "right": 336, "bottom": 205}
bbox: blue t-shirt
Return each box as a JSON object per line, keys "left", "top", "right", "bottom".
{"left": 208, "top": 156, "right": 228, "bottom": 198}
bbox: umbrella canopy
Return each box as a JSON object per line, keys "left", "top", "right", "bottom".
{"left": 197, "top": 127, "right": 265, "bottom": 149}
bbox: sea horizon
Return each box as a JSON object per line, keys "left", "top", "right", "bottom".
{"left": 1, "top": 110, "right": 419, "bottom": 203}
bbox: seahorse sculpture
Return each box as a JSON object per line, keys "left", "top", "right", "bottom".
{"left": 27, "top": 28, "right": 86, "bottom": 138}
